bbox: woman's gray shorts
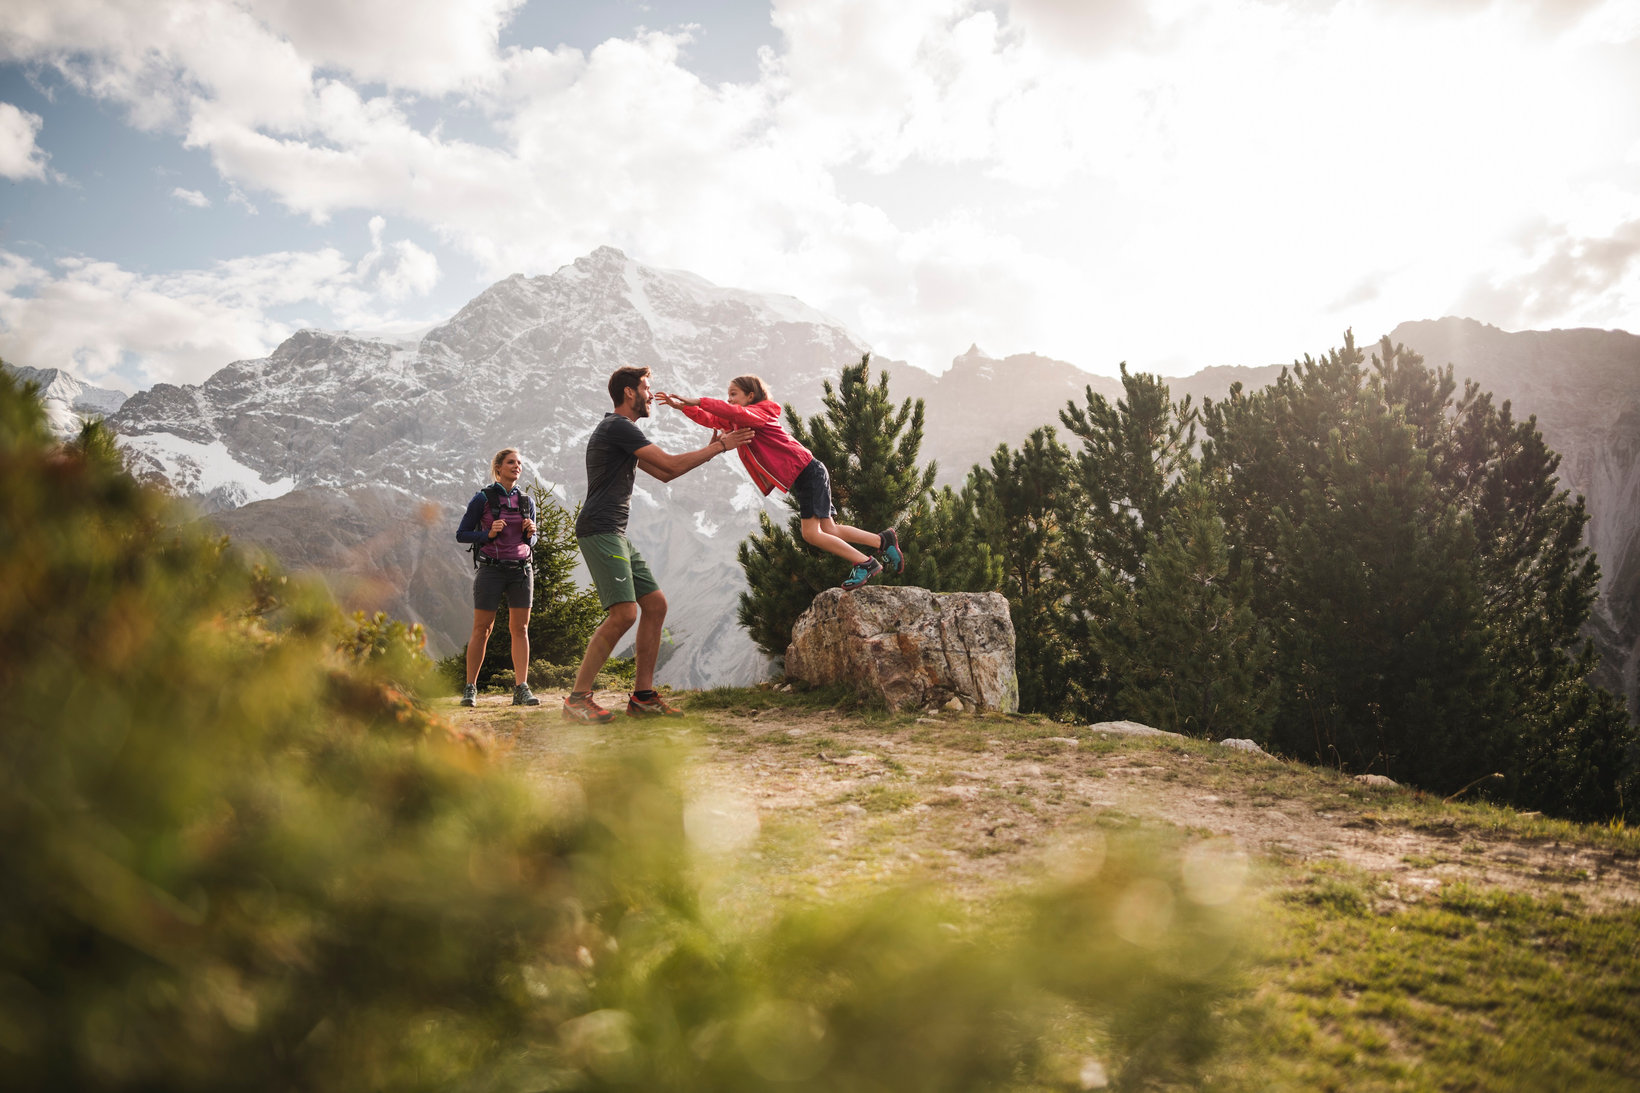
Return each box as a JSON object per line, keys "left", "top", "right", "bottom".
{"left": 473, "top": 562, "right": 533, "bottom": 611}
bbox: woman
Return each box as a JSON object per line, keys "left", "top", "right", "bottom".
{"left": 454, "top": 447, "right": 539, "bottom": 706}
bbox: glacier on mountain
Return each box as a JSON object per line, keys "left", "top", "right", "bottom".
{"left": 120, "top": 433, "right": 296, "bottom": 509}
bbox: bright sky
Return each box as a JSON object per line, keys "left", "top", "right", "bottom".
{"left": 1, "top": 0, "right": 1637, "bottom": 392}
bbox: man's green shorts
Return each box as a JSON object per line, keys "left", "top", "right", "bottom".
{"left": 578, "top": 533, "right": 660, "bottom": 609}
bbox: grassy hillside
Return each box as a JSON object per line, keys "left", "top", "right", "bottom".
{"left": 455, "top": 686, "right": 1640, "bottom": 1092}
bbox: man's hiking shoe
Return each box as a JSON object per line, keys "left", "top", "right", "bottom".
{"left": 627, "top": 692, "right": 685, "bottom": 718}
{"left": 879, "top": 527, "right": 905, "bottom": 575}
{"left": 841, "top": 556, "right": 883, "bottom": 590}
{"left": 513, "top": 684, "right": 541, "bottom": 706}
{"left": 562, "top": 693, "right": 615, "bottom": 723}
{"left": 460, "top": 684, "right": 477, "bottom": 707}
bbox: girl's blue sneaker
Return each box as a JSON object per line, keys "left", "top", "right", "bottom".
{"left": 879, "top": 527, "right": 905, "bottom": 574}
{"left": 842, "top": 556, "right": 883, "bottom": 590}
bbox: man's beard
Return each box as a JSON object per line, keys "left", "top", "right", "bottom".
{"left": 636, "top": 395, "right": 650, "bottom": 418}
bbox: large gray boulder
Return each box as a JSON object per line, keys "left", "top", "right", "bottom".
{"left": 785, "top": 587, "right": 1018, "bottom": 713}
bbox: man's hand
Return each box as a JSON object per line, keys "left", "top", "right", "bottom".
{"left": 718, "top": 427, "right": 755, "bottom": 451}
{"left": 634, "top": 426, "right": 757, "bottom": 482}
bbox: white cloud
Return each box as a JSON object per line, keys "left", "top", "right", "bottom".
{"left": 0, "top": 0, "right": 318, "bottom": 132}
{"left": 377, "top": 241, "right": 439, "bottom": 300}
{"left": 0, "top": 101, "right": 49, "bottom": 180}
{"left": 1455, "top": 217, "right": 1640, "bottom": 329}
{"left": 0, "top": 222, "right": 442, "bottom": 387}
{"left": 249, "top": 0, "right": 524, "bottom": 94}
{"left": 0, "top": 249, "right": 304, "bottom": 385}
{"left": 3, "top": 0, "right": 1639, "bottom": 381}
{"left": 1006, "top": 0, "right": 1154, "bottom": 55}
{"left": 360, "top": 215, "right": 440, "bottom": 300}
{"left": 227, "top": 184, "right": 259, "bottom": 214}
{"left": 172, "top": 186, "right": 211, "bottom": 207}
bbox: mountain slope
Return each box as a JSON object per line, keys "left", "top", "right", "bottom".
{"left": 2, "top": 362, "right": 127, "bottom": 438}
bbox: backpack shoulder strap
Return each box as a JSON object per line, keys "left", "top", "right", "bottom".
{"left": 472, "top": 484, "right": 507, "bottom": 568}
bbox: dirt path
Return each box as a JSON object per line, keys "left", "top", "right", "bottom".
{"left": 458, "top": 691, "right": 1640, "bottom": 913}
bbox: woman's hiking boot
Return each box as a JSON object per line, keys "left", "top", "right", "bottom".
{"left": 627, "top": 691, "right": 685, "bottom": 717}
{"left": 562, "top": 692, "right": 615, "bottom": 723}
{"left": 841, "top": 556, "right": 883, "bottom": 590}
{"left": 878, "top": 527, "right": 905, "bottom": 574}
{"left": 513, "top": 683, "right": 541, "bottom": 706}
{"left": 460, "top": 684, "right": 477, "bottom": 707}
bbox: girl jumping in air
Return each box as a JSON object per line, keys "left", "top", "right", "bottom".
{"left": 655, "top": 375, "right": 903, "bottom": 590}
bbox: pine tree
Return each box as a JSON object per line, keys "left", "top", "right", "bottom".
{"left": 737, "top": 507, "right": 828, "bottom": 659}
{"left": 971, "top": 427, "right": 1073, "bottom": 716}
{"left": 903, "top": 480, "right": 1004, "bottom": 594}
{"left": 1268, "top": 397, "right": 1498, "bottom": 782}
{"left": 1199, "top": 332, "right": 1638, "bottom": 814}
{"left": 1052, "top": 366, "right": 1197, "bottom": 720}
{"left": 1437, "top": 368, "right": 1634, "bottom": 816}
{"left": 1100, "top": 466, "right": 1275, "bottom": 740}
{"left": 523, "top": 483, "right": 604, "bottom": 665}
{"left": 1200, "top": 333, "right": 1373, "bottom": 624}
{"left": 1057, "top": 364, "right": 1197, "bottom": 579}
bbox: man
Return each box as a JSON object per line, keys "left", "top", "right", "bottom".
{"left": 563, "top": 365, "right": 754, "bottom": 722}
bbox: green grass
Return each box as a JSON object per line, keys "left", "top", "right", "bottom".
{"left": 1210, "top": 870, "right": 1640, "bottom": 1092}
{"left": 836, "top": 783, "right": 921, "bottom": 813}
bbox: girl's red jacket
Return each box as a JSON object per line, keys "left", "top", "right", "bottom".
{"left": 676, "top": 397, "right": 815, "bottom": 496}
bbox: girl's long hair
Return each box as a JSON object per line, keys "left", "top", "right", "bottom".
{"left": 730, "top": 374, "right": 770, "bottom": 403}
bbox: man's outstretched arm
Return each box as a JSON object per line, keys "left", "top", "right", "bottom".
{"left": 635, "top": 427, "right": 754, "bottom": 482}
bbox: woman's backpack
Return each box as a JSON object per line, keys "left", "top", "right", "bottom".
{"left": 469, "top": 484, "right": 535, "bottom": 568}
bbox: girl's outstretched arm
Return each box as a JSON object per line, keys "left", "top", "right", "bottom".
{"left": 695, "top": 396, "right": 771, "bottom": 429}
{"left": 657, "top": 391, "right": 734, "bottom": 431}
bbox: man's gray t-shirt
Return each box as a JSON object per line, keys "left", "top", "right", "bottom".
{"left": 575, "top": 413, "right": 651, "bottom": 537}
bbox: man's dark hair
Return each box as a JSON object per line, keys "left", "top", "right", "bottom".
{"left": 608, "top": 365, "right": 651, "bottom": 407}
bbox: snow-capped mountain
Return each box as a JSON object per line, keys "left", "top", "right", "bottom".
{"left": 109, "top": 246, "right": 869, "bottom": 687}
{"left": 3, "top": 362, "right": 127, "bottom": 439}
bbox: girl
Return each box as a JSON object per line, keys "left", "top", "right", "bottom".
{"left": 655, "top": 375, "right": 903, "bottom": 589}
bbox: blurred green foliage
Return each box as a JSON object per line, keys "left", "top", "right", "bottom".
{"left": 0, "top": 369, "right": 1242, "bottom": 1090}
